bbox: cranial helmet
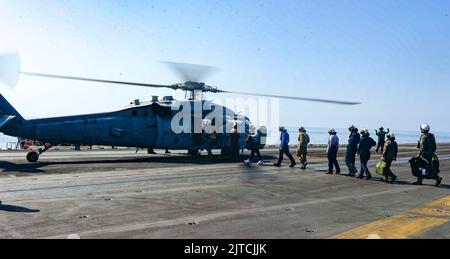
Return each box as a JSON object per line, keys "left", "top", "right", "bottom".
{"left": 387, "top": 132, "right": 395, "bottom": 139}
{"left": 279, "top": 126, "right": 285, "bottom": 132}
{"left": 360, "top": 128, "right": 369, "bottom": 136}
{"left": 329, "top": 128, "right": 336, "bottom": 134}
{"left": 259, "top": 126, "right": 267, "bottom": 133}
{"left": 420, "top": 123, "right": 430, "bottom": 133}
{"left": 299, "top": 126, "right": 305, "bottom": 132}
{"left": 348, "top": 124, "right": 355, "bottom": 131}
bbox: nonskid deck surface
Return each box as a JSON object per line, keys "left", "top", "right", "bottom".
{"left": 0, "top": 144, "right": 450, "bottom": 239}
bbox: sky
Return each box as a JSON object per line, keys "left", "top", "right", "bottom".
{"left": 0, "top": 0, "right": 450, "bottom": 133}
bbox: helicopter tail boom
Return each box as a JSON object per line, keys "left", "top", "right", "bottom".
{"left": 0, "top": 94, "right": 23, "bottom": 120}
{"left": 0, "top": 94, "right": 24, "bottom": 133}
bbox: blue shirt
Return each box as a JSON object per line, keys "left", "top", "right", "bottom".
{"left": 280, "top": 130, "right": 290, "bottom": 149}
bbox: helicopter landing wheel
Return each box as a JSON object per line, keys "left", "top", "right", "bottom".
{"left": 26, "top": 151, "right": 40, "bottom": 163}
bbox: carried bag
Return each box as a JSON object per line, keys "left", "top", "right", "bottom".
{"left": 245, "top": 137, "right": 254, "bottom": 150}
{"left": 409, "top": 156, "right": 438, "bottom": 179}
{"left": 376, "top": 160, "right": 387, "bottom": 176}
{"left": 432, "top": 154, "right": 440, "bottom": 174}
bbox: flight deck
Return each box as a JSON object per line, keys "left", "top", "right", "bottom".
{"left": 0, "top": 144, "right": 449, "bottom": 239}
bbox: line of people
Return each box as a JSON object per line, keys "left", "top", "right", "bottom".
{"left": 243, "top": 124, "right": 443, "bottom": 187}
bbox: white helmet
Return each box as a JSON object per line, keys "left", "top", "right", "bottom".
{"left": 387, "top": 132, "right": 395, "bottom": 139}
{"left": 259, "top": 126, "right": 267, "bottom": 134}
{"left": 420, "top": 123, "right": 430, "bottom": 133}
{"left": 328, "top": 128, "right": 336, "bottom": 134}
{"left": 360, "top": 128, "right": 369, "bottom": 136}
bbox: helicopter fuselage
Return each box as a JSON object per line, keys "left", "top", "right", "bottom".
{"left": 1, "top": 98, "right": 251, "bottom": 152}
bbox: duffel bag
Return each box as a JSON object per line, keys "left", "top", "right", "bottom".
{"left": 376, "top": 160, "right": 387, "bottom": 176}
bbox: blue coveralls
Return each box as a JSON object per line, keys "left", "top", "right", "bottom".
{"left": 276, "top": 130, "right": 296, "bottom": 165}
{"left": 357, "top": 135, "right": 376, "bottom": 178}
{"left": 345, "top": 130, "right": 360, "bottom": 175}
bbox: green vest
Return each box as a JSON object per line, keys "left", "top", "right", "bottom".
{"left": 298, "top": 132, "right": 310, "bottom": 148}
{"left": 419, "top": 133, "right": 436, "bottom": 159}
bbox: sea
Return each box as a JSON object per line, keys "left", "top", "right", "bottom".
{"left": 264, "top": 127, "right": 450, "bottom": 146}
{"left": 1, "top": 127, "right": 449, "bottom": 149}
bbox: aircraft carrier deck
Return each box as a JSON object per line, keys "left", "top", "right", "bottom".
{"left": 1, "top": 144, "right": 450, "bottom": 239}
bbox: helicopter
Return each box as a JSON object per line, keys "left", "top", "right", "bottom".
{"left": 0, "top": 52, "right": 360, "bottom": 162}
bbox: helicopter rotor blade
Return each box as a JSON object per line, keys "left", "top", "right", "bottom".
{"left": 0, "top": 51, "right": 21, "bottom": 88}
{"left": 20, "top": 72, "right": 177, "bottom": 89}
{"left": 223, "top": 90, "right": 361, "bottom": 105}
{"left": 161, "top": 61, "right": 217, "bottom": 82}
{"left": 19, "top": 71, "right": 361, "bottom": 105}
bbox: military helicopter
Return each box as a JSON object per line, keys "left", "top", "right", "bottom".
{"left": 0, "top": 52, "right": 360, "bottom": 162}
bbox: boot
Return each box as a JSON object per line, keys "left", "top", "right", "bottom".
{"left": 289, "top": 163, "right": 297, "bottom": 168}
{"left": 390, "top": 176, "right": 397, "bottom": 184}
{"left": 412, "top": 179, "right": 423, "bottom": 185}
{"left": 436, "top": 177, "right": 443, "bottom": 187}
{"left": 300, "top": 163, "right": 307, "bottom": 170}
{"left": 366, "top": 174, "right": 372, "bottom": 180}
{"left": 273, "top": 163, "right": 281, "bottom": 167}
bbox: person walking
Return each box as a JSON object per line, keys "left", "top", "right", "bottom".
{"left": 244, "top": 126, "right": 263, "bottom": 166}
{"left": 345, "top": 125, "right": 360, "bottom": 176}
{"left": 357, "top": 129, "right": 376, "bottom": 180}
{"left": 327, "top": 128, "right": 341, "bottom": 174}
{"left": 413, "top": 124, "right": 442, "bottom": 186}
{"left": 274, "top": 127, "right": 296, "bottom": 167}
{"left": 296, "top": 126, "right": 310, "bottom": 169}
{"left": 382, "top": 132, "right": 398, "bottom": 183}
